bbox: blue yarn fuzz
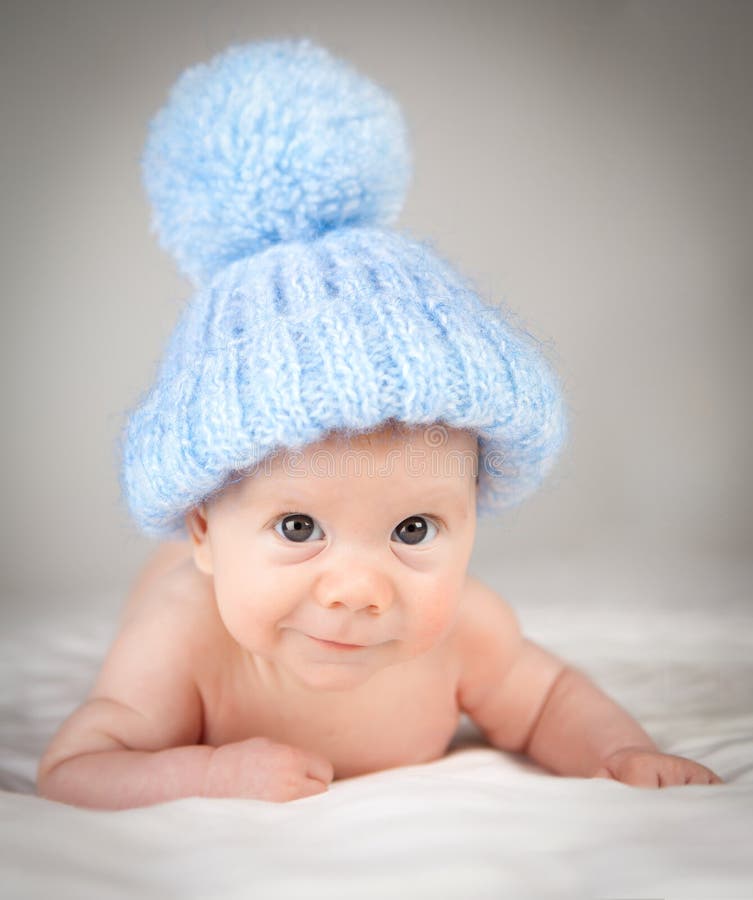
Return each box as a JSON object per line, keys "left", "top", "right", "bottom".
{"left": 142, "top": 39, "right": 412, "bottom": 286}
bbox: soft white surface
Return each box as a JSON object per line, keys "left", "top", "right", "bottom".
{"left": 2, "top": 552, "right": 752, "bottom": 899}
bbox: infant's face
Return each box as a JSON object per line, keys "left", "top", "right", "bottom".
{"left": 186, "top": 423, "right": 478, "bottom": 693}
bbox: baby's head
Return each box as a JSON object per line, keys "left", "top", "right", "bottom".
{"left": 118, "top": 39, "right": 568, "bottom": 690}
{"left": 184, "top": 419, "right": 478, "bottom": 691}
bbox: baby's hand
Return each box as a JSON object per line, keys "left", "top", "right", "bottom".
{"left": 593, "top": 746, "right": 724, "bottom": 788}
{"left": 203, "top": 736, "right": 335, "bottom": 802}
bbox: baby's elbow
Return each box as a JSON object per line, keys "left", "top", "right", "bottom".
{"left": 36, "top": 748, "right": 79, "bottom": 801}
{"left": 36, "top": 741, "right": 112, "bottom": 799}
{"left": 36, "top": 699, "right": 135, "bottom": 794}
{"left": 36, "top": 756, "right": 66, "bottom": 801}
{"left": 36, "top": 758, "right": 54, "bottom": 797}
{"left": 37, "top": 734, "right": 79, "bottom": 793}
{"left": 36, "top": 751, "right": 98, "bottom": 806}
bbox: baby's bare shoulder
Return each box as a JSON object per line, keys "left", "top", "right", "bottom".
{"left": 120, "top": 542, "right": 201, "bottom": 623}
{"left": 455, "top": 574, "right": 522, "bottom": 647}
{"left": 453, "top": 575, "right": 525, "bottom": 701}
{"left": 118, "top": 540, "right": 219, "bottom": 627}
{"left": 95, "top": 556, "right": 225, "bottom": 702}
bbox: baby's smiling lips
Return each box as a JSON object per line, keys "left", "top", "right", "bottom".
{"left": 308, "top": 635, "right": 369, "bottom": 651}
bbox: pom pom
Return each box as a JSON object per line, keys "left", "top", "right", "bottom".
{"left": 142, "top": 38, "right": 412, "bottom": 285}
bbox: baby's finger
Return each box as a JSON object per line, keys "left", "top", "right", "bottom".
{"left": 592, "top": 767, "right": 613, "bottom": 780}
{"left": 660, "top": 760, "right": 701, "bottom": 786}
{"left": 305, "top": 754, "right": 334, "bottom": 785}
{"left": 686, "top": 771, "right": 709, "bottom": 785}
{"left": 297, "top": 777, "right": 330, "bottom": 799}
{"left": 685, "top": 768, "right": 722, "bottom": 785}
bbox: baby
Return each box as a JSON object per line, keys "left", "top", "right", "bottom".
{"left": 37, "top": 39, "right": 722, "bottom": 808}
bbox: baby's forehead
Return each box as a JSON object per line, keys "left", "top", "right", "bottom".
{"left": 227, "top": 421, "right": 478, "bottom": 500}
{"left": 316, "top": 421, "right": 477, "bottom": 454}
{"left": 288, "top": 422, "right": 477, "bottom": 470}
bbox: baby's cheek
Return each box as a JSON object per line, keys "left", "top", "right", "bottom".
{"left": 410, "top": 590, "right": 457, "bottom": 649}
{"left": 213, "top": 581, "right": 269, "bottom": 649}
{"left": 216, "top": 596, "right": 252, "bottom": 644}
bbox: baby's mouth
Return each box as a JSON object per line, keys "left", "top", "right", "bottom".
{"left": 308, "top": 635, "right": 368, "bottom": 651}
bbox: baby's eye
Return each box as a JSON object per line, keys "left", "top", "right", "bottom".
{"left": 274, "top": 513, "right": 325, "bottom": 543}
{"left": 391, "top": 515, "right": 438, "bottom": 546}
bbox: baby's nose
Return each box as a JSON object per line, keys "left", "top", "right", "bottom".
{"left": 315, "top": 569, "right": 394, "bottom": 614}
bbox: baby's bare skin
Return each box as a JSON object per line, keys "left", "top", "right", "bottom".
{"left": 115, "top": 544, "right": 466, "bottom": 778}
{"left": 36, "top": 424, "right": 723, "bottom": 809}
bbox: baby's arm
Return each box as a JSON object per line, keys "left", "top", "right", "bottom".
{"left": 36, "top": 553, "right": 333, "bottom": 809}
{"left": 35, "top": 583, "right": 211, "bottom": 809}
{"left": 457, "top": 578, "right": 723, "bottom": 787}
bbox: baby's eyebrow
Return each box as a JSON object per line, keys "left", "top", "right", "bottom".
{"left": 252, "top": 487, "right": 469, "bottom": 517}
{"left": 244, "top": 467, "right": 472, "bottom": 506}
{"left": 411, "top": 490, "right": 471, "bottom": 517}
{"left": 380, "top": 494, "right": 473, "bottom": 518}
{"left": 238, "top": 489, "right": 309, "bottom": 510}
{"left": 270, "top": 496, "right": 321, "bottom": 510}
{"left": 245, "top": 483, "right": 332, "bottom": 509}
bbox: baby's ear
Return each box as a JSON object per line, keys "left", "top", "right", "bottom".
{"left": 185, "top": 504, "right": 214, "bottom": 576}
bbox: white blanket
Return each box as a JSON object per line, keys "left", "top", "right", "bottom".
{"left": 2, "top": 552, "right": 752, "bottom": 899}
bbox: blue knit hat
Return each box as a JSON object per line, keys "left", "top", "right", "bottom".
{"left": 119, "top": 38, "right": 568, "bottom": 538}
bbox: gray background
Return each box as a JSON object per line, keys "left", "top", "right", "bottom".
{"left": 2, "top": 0, "right": 751, "bottom": 610}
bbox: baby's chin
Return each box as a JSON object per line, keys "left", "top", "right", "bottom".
{"left": 283, "top": 642, "right": 439, "bottom": 694}
{"left": 280, "top": 659, "right": 385, "bottom": 693}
